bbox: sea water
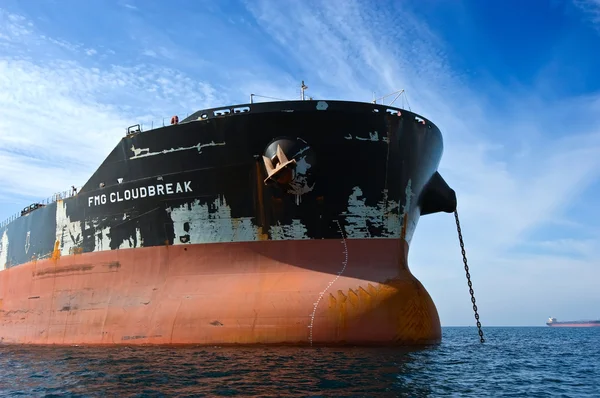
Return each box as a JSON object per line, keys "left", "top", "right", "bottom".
{"left": 0, "top": 327, "right": 598, "bottom": 397}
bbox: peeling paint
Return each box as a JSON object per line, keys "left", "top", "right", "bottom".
{"left": 287, "top": 155, "right": 315, "bottom": 205}
{"left": 402, "top": 180, "right": 414, "bottom": 218}
{"left": 130, "top": 141, "right": 226, "bottom": 160}
{"left": 56, "top": 200, "right": 83, "bottom": 256}
{"left": 95, "top": 226, "right": 112, "bottom": 251}
{"left": 0, "top": 230, "right": 8, "bottom": 270}
{"left": 118, "top": 228, "right": 143, "bottom": 249}
{"left": 24, "top": 231, "right": 30, "bottom": 254}
{"left": 344, "top": 131, "right": 389, "bottom": 143}
{"left": 84, "top": 218, "right": 111, "bottom": 252}
{"left": 401, "top": 180, "right": 416, "bottom": 243}
{"left": 269, "top": 219, "right": 309, "bottom": 240}
{"left": 0, "top": 100, "right": 444, "bottom": 282}
{"left": 167, "top": 197, "right": 262, "bottom": 244}
{"left": 342, "top": 187, "right": 401, "bottom": 238}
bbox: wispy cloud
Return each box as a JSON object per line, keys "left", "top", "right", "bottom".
{"left": 0, "top": 1, "right": 599, "bottom": 325}
{"left": 0, "top": 9, "right": 226, "bottom": 203}
{"left": 574, "top": 0, "right": 600, "bottom": 25}
{"left": 243, "top": 0, "right": 600, "bottom": 325}
{"left": 120, "top": 3, "right": 137, "bottom": 11}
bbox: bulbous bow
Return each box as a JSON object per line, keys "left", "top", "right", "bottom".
{"left": 419, "top": 171, "right": 457, "bottom": 216}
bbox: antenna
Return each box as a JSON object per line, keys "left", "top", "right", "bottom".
{"left": 301, "top": 81, "right": 308, "bottom": 101}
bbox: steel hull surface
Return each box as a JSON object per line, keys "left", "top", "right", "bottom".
{"left": 0, "top": 239, "right": 441, "bottom": 345}
{"left": 0, "top": 100, "right": 452, "bottom": 346}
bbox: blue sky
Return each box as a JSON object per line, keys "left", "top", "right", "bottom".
{"left": 1, "top": 0, "right": 599, "bottom": 327}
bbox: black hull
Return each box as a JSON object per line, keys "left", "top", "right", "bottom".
{"left": 1, "top": 99, "right": 453, "bottom": 271}
{"left": 0, "top": 99, "right": 458, "bottom": 346}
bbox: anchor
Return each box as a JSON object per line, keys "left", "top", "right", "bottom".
{"left": 262, "top": 144, "right": 297, "bottom": 185}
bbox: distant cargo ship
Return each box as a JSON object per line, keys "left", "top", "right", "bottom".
{"left": 546, "top": 317, "right": 600, "bottom": 327}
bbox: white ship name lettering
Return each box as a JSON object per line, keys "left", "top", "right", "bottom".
{"left": 88, "top": 181, "right": 193, "bottom": 207}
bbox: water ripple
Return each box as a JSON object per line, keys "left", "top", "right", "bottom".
{"left": 0, "top": 327, "right": 598, "bottom": 397}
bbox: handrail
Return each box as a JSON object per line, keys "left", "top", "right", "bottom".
{"left": 127, "top": 96, "right": 297, "bottom": 135}
{"left": 126, "top": 111, "right": 192, "bottom": 135}
{"left": 0, "top": 186, "right": 82, "bottom": 229}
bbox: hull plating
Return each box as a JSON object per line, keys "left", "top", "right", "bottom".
{"left": 0, "top": 239, "right": 440, "bottom": 345}
{"left": 0, "top": 100, "right": 451, "bottom": 346}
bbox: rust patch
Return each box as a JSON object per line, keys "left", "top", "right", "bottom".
{"left": 36, "top": 264, "right": 94, "bottom": 277}
{"left": 103, "top": 261, "right": 120, "bottom": 269}
{"left": 347, "top": 288, "right": 359, "bottom": 308}
{"left": 337, "top": 290, "right": 348, "bottom": 337}
{"left": 51, "top": 240, "right": 61, "bottom": 262}
{"left": 367, "top": 283, "right": 378, "bottom": 297}
{"left": 3, "top": 309, "right": 29, "bottom": 315}
{"left": 257, "top": 227, "right": 269, "bottom": 241}
{"left": 122, "top": 335, "right": 146, "bottom": 341}
{"left": 70, "top": 247, "right": 84, "bottom": 255}
{"left": 122, "top": 335, "right": 162, "bottom": 341}
{"left": 400, "top": 213, "right": 408, "bottom": 240}
{"left": 328, "top": 293, "right": 337, "bottom": 308}
{"left": 358, "top": 286, "right": 371, "bottom": 298}
{"left": 0, "top": 238, "right": 440, "bottom": 346}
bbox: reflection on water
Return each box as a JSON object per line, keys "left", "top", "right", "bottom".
{"left": 0, "top": 327, "right": 598, "bottom": 397}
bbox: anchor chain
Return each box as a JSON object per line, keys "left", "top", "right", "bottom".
{"left": 454, "top": 209, "right": 485, "bottom": 343}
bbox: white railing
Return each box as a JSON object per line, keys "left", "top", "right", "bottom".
{"left": 130, "top": 111, "right": 192, "bottom": 134}
{"left": 0, "top": 186, "right": 82, "bottom": 229}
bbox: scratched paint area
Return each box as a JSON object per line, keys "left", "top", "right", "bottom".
{"left": 129, "top": 140, "right": 227, "bottom": 160}
{"left": 168, "top": 197, "right": 312, "bottom": 243}
{"left": 83, "top": 218, "right": 111, "bottom": 252}
{"left": 341, "top": 180, "right": 414, "bottom": 239}
{"left": 55, "top": 200, "right": 83, "bottom": 256}
{"left": 344, "top": 131, "right": 390, "bottom": 143}
{"left": 286, "top": 155, "right": 315, "bottom": 205}
{"left": 0, "top": 100, "right": 444, "bottom": 272}
{"left": 167, "top": 197, "right": 263, "bottom": 244}
{"left": 269, "top": 219, "right": 309, "bottom": 240}
{"left": 401, "top": 180, "right": 420, "bottom": 245}
{"left": 118, "top": 227, "right": 143, "bottom": 249}
{"left": 0, "top": 230, "right": 7, "bottom": 270}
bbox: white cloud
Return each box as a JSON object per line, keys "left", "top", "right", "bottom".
{"left": 0, "top": 10, "right": 227, "bottom": 206}
{"left": 1, "top": 2, "right": 599, "bottom": 325}
{"left": 574, "top": 0, "right": 600, "bottom": 25}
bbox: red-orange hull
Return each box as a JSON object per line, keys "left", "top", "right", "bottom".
{"left": 0, "top": 239, "right": 440, "bottom": 346}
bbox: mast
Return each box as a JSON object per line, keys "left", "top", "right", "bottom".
{"left": 373, "top": 89, "right": 405, "bottom": 106}
{"left": 301, "top": 81, "right": 308, "bottom": 101}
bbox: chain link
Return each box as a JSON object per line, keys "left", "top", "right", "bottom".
{"left": 454, "top": 209, "right": 485, "bottom": 343}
